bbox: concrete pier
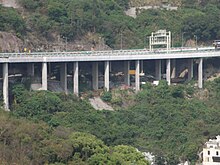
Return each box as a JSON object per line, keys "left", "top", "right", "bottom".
{"left": 198, "top": 58, "right": 203, "bottom": 88}
{"left": 27, "top": 63, "right": 34, "bottom": 77}
{"left": 104, "top": 61, "right": 110, "bottom": 91}
{"left": 73, "top": 61, "right": 79, "bottom": 96}
{"left": 140, "top": 60, "right": 144, "bottom": 73}
{"left": 3, "top": 63, "right": 9, "bottom": 110}
{"left": 155, "top": 60, "right": 161, "bottom": 80}
{"left": 171, "top": 59, "right": 176, "bottom": 78}
{"left": 166, "top": 59, "right": 171, "bottom": 85}
{"left": 135, "top": 60, "right": 140, "bottom": 92}
{"left": 124, "top": 61, "right": 130, "bottom": 86}
{"left": 60, "top": 63, "right": 67, "bottom": 94}
{"left": 92, "top": 62, "right": 99, "bottom": 90}
{"left": 42, "top": 62, "right": 47, "bottom": 90}
{"left": 188, "top": 59, "right": 194, "bottom": 80}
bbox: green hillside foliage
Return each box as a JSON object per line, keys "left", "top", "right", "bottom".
{"left": 7, "top": 79, "right": 220, "bottom": 164}
{"left": 0, "top": 5, "right": 26, "bottom": 36}
{"left": 0, "top": 110, "right": 148, "bottom": 164}
{"left": 4, "top": 0, "right": 217, "bottom": 49}
{"left": 1, "top": 0, "right": 220, "bottom": 164}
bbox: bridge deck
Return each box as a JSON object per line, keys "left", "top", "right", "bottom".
{"left": 0, "top": 47, "right": 219, "bottom": 63}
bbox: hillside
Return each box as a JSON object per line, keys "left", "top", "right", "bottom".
{"left": 0, "top": 0, "right": 220, "bottom": 52}
{"left": 0, "top": 78, "right": 220, "bottom": 164}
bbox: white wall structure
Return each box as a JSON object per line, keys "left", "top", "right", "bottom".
{"left": 92, "top": 62, "right": 99, "bottom": 90}
{"left": 135, "top": 60, "right": 140, "bottom": 92}
{"left": 198, "top": 58, "right": 203, "bottom": 89}
{"left": 60, "top": 63, "right": 67, "bottom": 94}
{"left": 124, "top": 61, "right": 130, "bottom": 86}
{"left": 166, "top": 59, "right": 171, "bottom": 85}
{"left": 73, "top": 61, "right": 79, "bottom": 96}
{"left": 42, "top": 62, "right": 47, "bottom": 90}
{"left": 104, "top": 61, "right": 110, "bottom": 91}
{"left": 188, "top": 59, "right": 193, "bottom": 80}
{"left": 3, "top": 63, "right": 9, "bottom": 110}
{"left": 203, "top": 135, "right": 220, "bottom": 165}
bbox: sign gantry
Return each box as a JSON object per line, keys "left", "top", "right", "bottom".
{"left": 149, "top": 30, "right": 171, "bottom": 52}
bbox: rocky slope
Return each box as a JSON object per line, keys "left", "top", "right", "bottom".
{"left": 0, "top": 32, "right": 23, "bottom": 52}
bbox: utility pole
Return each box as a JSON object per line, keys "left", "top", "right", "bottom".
{"left": 181, "top": 32, "right": 186, "bottom": 48}
{"left": 99, "top": 37, "right": 101, "bottom": 50}
{"left": 65, "top": 37, "right": 67, "bottom": 51}
{"left": 120, "top": 32, "right": 123, "bottom": 50}
{"left": 194, "top": 35, "right": 198, "bottom": 50}
{"left": 62, "top": 36, "right": 67, "bottom": 51}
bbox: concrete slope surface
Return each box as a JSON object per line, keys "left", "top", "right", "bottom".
{"left": 89, "top": 97, "right": 114, "bottom": 111}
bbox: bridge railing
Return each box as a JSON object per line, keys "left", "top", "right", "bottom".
{"left": 0, "top": 47, "right": 216, "bottom": 58}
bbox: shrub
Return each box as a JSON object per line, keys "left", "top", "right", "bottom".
{"left": 101, "top": 91, "right": 112, "bottom": 102}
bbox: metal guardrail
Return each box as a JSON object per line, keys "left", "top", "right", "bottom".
{"left": 0, "top": 47, "right": 216, "bottom": 58}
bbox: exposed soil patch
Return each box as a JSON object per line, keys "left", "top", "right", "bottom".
{"left": 89, "top": 97, "right": 114, "bottom": 111}
{"left": 0, "top": 32, "right": 23, "bottom": 52}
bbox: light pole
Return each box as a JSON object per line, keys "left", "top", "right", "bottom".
{"left": 181, "top": 32, "right": 186, "bottom": 48}
{"left": 145, "top": 35, "right": 150, "bottom": 49}
{"left": 120, "top": 32, "right": 123, "bottom": 50}
{"left": 65, "top": 37, "right": 67, "bottom": 51}
{"left": 172, "top": 33, "right": 175, "bottom": 48}
{"left": 194, "top": 35, "right": 198, "bottom": 50}
{"left": 99, "top": 37, "right": 101, "bottom": 50}
{"left": 63, "top": 36, "right": 67, "bottom": 51}
{"left": 144, "top": 34, "right": 147, "bottom": 49}
{"left": 102, "top": 37, "right": 105, "bottom": 50}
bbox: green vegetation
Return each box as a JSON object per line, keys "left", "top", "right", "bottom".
{"left": 0, "top": 5, "right": 26, "bottom": 36}
{"left": 1, "top": 79, "right": 218, "bottom": 164}
{"left": 1, "top": 0, "right": 219, "bottom": 49}
{"left": 0, "top": 110, "right": 148, "bottom": 164}
{"left": 1, "top": 0, "right": 220, "bottom": 164}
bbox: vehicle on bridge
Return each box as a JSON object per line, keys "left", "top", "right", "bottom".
{"left": 213, "top": 40, "right": 220, "bottom": 50}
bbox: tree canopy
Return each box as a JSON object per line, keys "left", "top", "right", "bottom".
{"left": 1, "top": 0, "right": 216, "bottom": 48}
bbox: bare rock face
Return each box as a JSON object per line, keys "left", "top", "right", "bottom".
{"left": 0, "top": 32, "right": 23, "bottom": 52}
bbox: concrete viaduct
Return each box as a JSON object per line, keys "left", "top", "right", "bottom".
{"left": 0, "top": 47, "right": 219, "bottom": 110}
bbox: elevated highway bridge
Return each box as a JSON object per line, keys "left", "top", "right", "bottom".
{"left": 0, "top": 47, "right": 217, "bottom": 62}
{"left": 0, "top": 46, "right": 219, "bottom": 110}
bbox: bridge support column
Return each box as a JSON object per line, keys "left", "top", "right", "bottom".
{"left": 155, "top": 60, "right": 161, "bottom": 80}
{"left": 3, "top": 63, "right": 9, "bottom": 110}
{"left": 188, "top": 59, "right": 193, "bottom": 80}
{"left": 104, "top": 61, "right": 110, "bottom": 91}
{"left": 135, "top": 60, "right": 140, "bottom": 92}
{"left": 124, "top": 61, "right": 130, "bottom": 86}
{"left": 92, "top": 62, "right": 99, "bottom": 90}
{"left": 140, "top": 60, "right": 144, "bottom": 73}
{"left": 73, "top": 62, "right": 79, "bottom": 96}
{"left": 60, "top": 63, "right": 67, "bottom": 94}
{"left": 171, "top": 59, "right": 176, "bottom": 78}
{"left": 48, "top": 63, "right": 52, "bottom": 77}
{"left": 198, "top": 58, "right": 203, "bottom": 89}
{"left": 27, "top": 63, "right": 34, "bottom": 77}
{"left": 42, "top": 62, "right": 47, "bottom": 90}
{"left": 166, "top": 59, "right": 171, "bottom": 85}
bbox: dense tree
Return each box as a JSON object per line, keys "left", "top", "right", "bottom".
{"left": 4, "top": 0, "right": 219, "bottom": 48}
{"left": 9, "top": 78, "right": 220, "bottom": 164}
{"left": 0, "top": 5, "right": 26, "bottom": 36}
